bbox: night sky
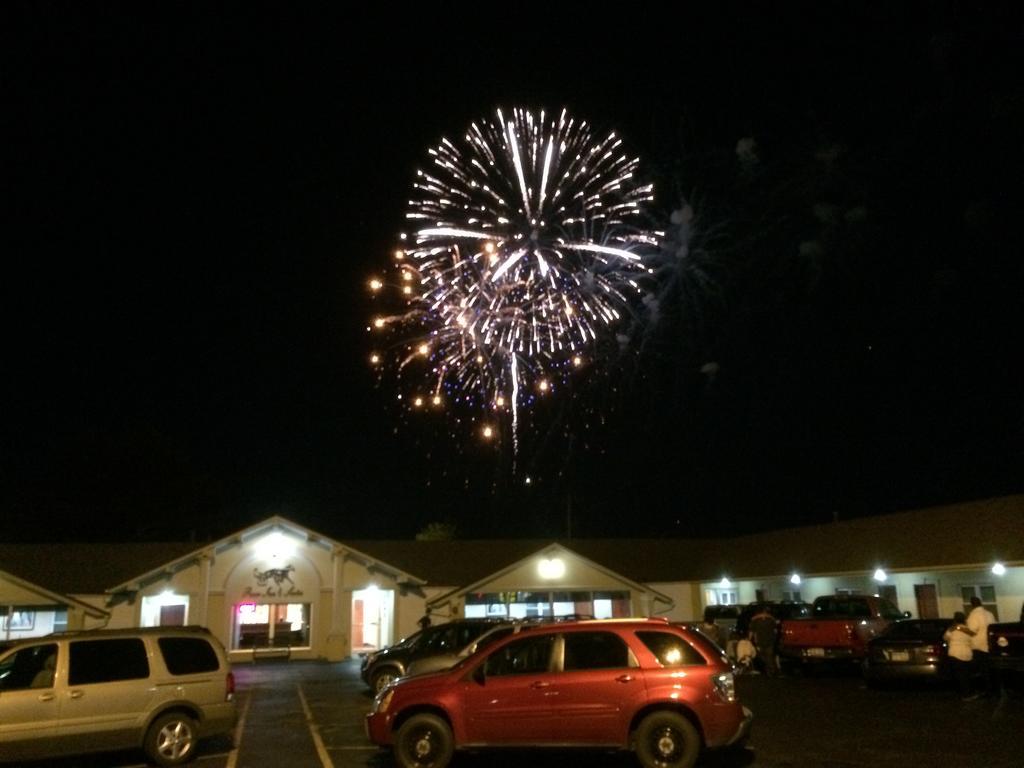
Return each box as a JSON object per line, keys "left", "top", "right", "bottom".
{"left": 5, "top": 4, "right": 1024, "bottom": 542}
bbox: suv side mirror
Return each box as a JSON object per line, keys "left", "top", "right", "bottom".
{"left": 903, "top": 611, "right": 912, "bottom": 618}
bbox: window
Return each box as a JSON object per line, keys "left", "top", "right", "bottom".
{"left": 562, "top": 632, "right": 634, "bottom": 670}
{"left": 484, "top": 635, "right": 555, "bottom": 676}
{"left": 158, "top": 637, "right": 220, "bottom": 675}
{"left": 781, "top": 590, "right": 802, "bottom": 602}
{"left": 465, "top": 590, "right": 628, "bottom": 619}
{"left": 233, "top": 602, "right": 311, "bottom": 649}
{"left": 715, "top": 589, "right": 738, "bottom": 605}
{"left": 69, "top": 639, "right": 149, "bottom": 685}
{"left": 961, "top": 585, "right": 999, "bottom": 620}
{"left": 0, "top": 643, "right": 58, "bottom": 691}
{"left": 636, "top": 631, "right": 707, "bottom": 667}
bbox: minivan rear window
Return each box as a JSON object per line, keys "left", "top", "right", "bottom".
{"left": 158, "top": 637, "right": 220, "bottom": 675}
{"left": 69, "top": 638, "right": 149, "bottom": 685}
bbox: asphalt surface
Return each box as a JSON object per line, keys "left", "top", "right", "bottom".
{"left": 11, "top": 659, "right": 1023, "bottom": 768}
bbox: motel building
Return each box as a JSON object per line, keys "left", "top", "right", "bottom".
{"left": 2, "top": 495, "right": 1023, "bottom": 659}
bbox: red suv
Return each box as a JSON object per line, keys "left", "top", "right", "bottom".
{"left": 365, "top": 618, "right": 752, "bottom": 768}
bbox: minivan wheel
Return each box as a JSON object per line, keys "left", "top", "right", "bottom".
{"left": 394, "top": 713, "right": 454, "bottom": 768}
{"left": 145, "top": 712, "right": 198, "bottom": 767}
{"left": 634, "top": 711, "right": 700, "bottom": 768}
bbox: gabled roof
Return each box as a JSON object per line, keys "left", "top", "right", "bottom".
{"left": 0, "top": 542, "right": 198, "bottom": 595}
{"left": 423, "top": 542, "right": 673, "bottom": 609}
{"left": 0, "top": 495, "right": 1021, "bottom": 598}
{"left": 104, "top": 516, "right": 427, "bottom": 594}
{"left": 0, "top": 568, "right": 109, "bottom": 619}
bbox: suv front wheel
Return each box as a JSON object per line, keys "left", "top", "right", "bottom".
{"left": 145, "top": 711, "right": 198, "bottom": 767}
{"left": 394, "top": 713, "right": 454, "bottom": 768}
{"left": 634, "top": 711, "right": 700, "bottom": 768}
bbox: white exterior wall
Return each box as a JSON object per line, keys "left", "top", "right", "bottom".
{"left": 696, "top": 565, "right": 1024, "bottom": 620}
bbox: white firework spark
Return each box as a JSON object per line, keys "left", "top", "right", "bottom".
{"left": 369, "top": 107, "right": 657, "bottom": 445}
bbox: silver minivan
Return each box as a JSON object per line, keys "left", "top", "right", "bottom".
{"left": 0, "top": 626, "right": 236, "bottom": 766}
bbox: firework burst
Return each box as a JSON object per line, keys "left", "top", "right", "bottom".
{"left": 368, "top": 107, "right": 657, "bottom": 452}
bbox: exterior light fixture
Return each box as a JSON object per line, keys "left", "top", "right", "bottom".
{"left": 992, "top": 562, "right": 1006, "bottom": 576}
{"left": 255, "top": 531, "right": 295, "bottom": 562}
{"left": 538, "top": 558, "right": 566, "bottom": 579}
{"left": 873, "top": 568, "right": 887, "bottom": 582}
{"left": 719, "top": 577, "right": 731, "bottom": 588}
{"left": 790, "top": 573, "right": 802, "bottom": 585}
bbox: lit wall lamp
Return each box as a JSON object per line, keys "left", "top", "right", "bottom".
{"left": 538, "top": 558, "right": 565, "bottom": 579}
{"left": 719, "top": 577, "right": 732, "bottom": 588}
{"left": 790, "top": 573, "right": 802, "bottom": 585}
{"left": 992, "top": 562, "right": 1006, "bottom": 576}
{"left": 255, "top": 531, "right": 295, "bottom": 562}
{"left": 873, "top": 568, "right": 887, "bottom": 582}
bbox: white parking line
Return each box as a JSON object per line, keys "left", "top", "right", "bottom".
{"left": 225, "top": 690, "right": 252, "bottom": 768}
{"left": 298, "top": 683, "right": 335, "bottom": 768}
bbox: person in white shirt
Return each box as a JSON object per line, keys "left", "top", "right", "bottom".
{"left": 966, "top": 596, "right": 996, "bottom": 696}
{"left": 944, "top": 611, "right": 974, "bottom": 699}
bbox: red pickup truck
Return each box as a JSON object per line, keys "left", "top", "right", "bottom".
{"left": 778, "top": 595, "right": 906, "bottom": 671}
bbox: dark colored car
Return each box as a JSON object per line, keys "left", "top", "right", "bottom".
{"left": 703, "top": 605, "right": 741, "bottom": 638}
{"left": 732, "top": 601, "right": 812, "bottom": 641}
{"left": 405, "top": 622, "right": 524, "bottom": 677}
{"left": 862, "top": 618, "right": 952, "bottom": 685}
{"left": 365, "top": 618, "right": 752, "bottom": 768}
{"left": 989, "top": 621, "right": 1024, "bottom": 694}
{"left": 360, "top": 619, "right": 504, "bottom": 693}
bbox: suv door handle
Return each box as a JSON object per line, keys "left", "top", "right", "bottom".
{"left": 615, "top": 674, "right": 634, "bottom": 683}
{"left": 69, "top": 690, "right": 84, "bottom": 699}
{"left": 38, "top": 693, "right": 55, "bottom": 702}
{"left": 530, "top": 680, "right": 551, "bottom": 689}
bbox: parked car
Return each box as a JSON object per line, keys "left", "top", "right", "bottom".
{"left": 406, "top": 622, "right": 523, "bottom": 677}
{"left": 365, "top": 618, "right": 752, "bottom": 768}
{"left": 703, "top": 605, "right": 741, "bottom": 638}
{"left": 360, "top": 619, "right": 505, "bottom": 693}
{"left": 862, "top": 618, "right": 952, "bottom": 685}
{"left": 989, "top": 619, "right": 1024, "bottom": 694}
{"left": 0, "top": 626, "right": 236, "bottom": 766}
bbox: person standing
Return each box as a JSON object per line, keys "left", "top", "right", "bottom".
{"left": 966, "top": 595, "right": 996, "bottom": 696}
{"left": 699, "top": 608, "right": 726, "bottom": 650}
{"left": 944, "top": 611, "right": 974, "bottom": 700}
{"left": 748, "top": 606, "right": 779, "bottom": 677}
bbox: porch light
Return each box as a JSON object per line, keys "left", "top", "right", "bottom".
{"left": 992, "top": 562, "right": 1006, "bottom": 576}
{"left": 790, "top": 573, "right": 801, "bottom": 585}
{"left": 255, "top": 531, "right": 295, "bottom": 562}
{"left": 538, "top": 558, "right": 565, "bottom": 579}
{"left": 719, "top": 577, "right": 731, "bottom": 588}
{"left": 873, "top": 568, "right": 887, "bottom": 582}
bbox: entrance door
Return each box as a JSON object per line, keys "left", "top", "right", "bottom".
{"left": 352, "top": 588, "right": 394, "bottom": 651}
{"left": 159, "top": 605, "right": 186, "bottom": 626}
{"left": 914, "top": 584, "right": 939, "bottom": 618}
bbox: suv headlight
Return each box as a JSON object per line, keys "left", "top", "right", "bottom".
{"left": 372, "top": 688, "right": 394, "bottom": 714}
{"left": 712, "top": 672, "right": 736, "bottom": 703}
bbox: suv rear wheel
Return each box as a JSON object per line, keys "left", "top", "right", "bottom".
{"left": 634, "top": 711, "right": 700, "bottom": 768}
{"left": 145, "top": 711, "right": 198, "bottom": 767}
{"left": 394, "top": 713, "right": 454, "bottom": 768}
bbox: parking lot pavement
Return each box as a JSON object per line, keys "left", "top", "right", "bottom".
{"left": 14, "top": 659, "right": 1023, "bottom": 767}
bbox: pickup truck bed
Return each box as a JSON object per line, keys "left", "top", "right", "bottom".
{"left": 778, "top": 595, "right": 904, "bottom": 668}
